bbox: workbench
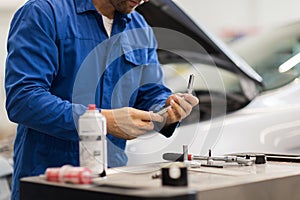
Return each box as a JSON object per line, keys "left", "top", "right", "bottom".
{"left": 20, "top": 161, "right": 300, "bottom": 200}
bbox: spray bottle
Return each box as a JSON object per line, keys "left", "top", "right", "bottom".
{"left": 78, "top": 104, "right": 107, "bottom": 177}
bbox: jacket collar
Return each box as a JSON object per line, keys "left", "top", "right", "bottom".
{"left": 74, "top": 0, "right": 132, "bottom": 23}
{"left": 74, "top": 0, "right": 97, "bottom": 13}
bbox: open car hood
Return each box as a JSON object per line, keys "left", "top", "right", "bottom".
{"left": 137, "top": 0, "right": 263, "bottom": 85}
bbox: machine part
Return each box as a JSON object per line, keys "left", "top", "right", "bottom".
{"left": 162, "top": 153, "right": 254, "bottom": 166}
{"left": 186, "top": 161, "right": 201, "bottom": 168}
{"left": 183, "top": 145, "right": 188, "bottom": 162}
{"left": 206, "top": 149, "right": 214, "bottom": 165}
{"left": 151, "top": 172, "right": 162, "bottom": 179}
{"left": 229, "top": 153, "right": 300, "bottom": 163}
{"left": 161, "top": 162, "right": 188, "bottom": 186}
{"left": 255, "top": 154, "right": 266, "bottom": 164}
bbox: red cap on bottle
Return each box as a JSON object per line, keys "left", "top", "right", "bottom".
{"left": 88, "top": 104, "right": 97, "bottom": 110}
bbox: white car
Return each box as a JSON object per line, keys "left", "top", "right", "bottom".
{"left": 126, "top": 1, "right": 300, "bottom": 165}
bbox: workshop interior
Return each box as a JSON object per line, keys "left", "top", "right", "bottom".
{"left": 1, "top": 0, "right": 300, "bottom": 200}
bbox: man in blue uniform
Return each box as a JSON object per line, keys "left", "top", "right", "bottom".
{"left": 5, "top": 0, "right": 199, "bottom": 199}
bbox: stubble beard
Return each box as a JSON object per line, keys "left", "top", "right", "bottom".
{"left": 109, "top": 0, "right": 141, "bottom": 14}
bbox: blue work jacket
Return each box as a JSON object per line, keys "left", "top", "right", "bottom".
{"left": 5, "top": 0, "right": 175, "bottom": 199}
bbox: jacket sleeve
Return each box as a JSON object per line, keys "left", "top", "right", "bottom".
{"left": 133, "top": 28, "right": 178, "bottom": 137}
{"left": 5, "top": 2, "right": 85, "bottom": 141}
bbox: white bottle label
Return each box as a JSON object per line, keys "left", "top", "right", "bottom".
{"left": 79, "top": 110, "right": 107, "bottom": 175}
{"left": 79, "top": 140, "right": 106, "bottom": 174}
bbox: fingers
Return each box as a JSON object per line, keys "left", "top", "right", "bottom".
{"left": 172, "top": 93, "right": 199, "bottom": 110}
{"left": 124, "top": 135, "right": 137, "bottom": 140}
{"left": 165, "top": 100, "right": 182, "bottom": 122}
{"left": 168, "top": 94, "right": 192, "bottom": 114}
{"left": 180, "top": 93, "right": 199, "bottom": 106}
{"left": 137, "top": 120, "right": 155, "bottom": 130}
{"left": 164, "top": 93, "right": 199, "bottom": 124}
{"left": 149, "top": 112, "right": 164, "bottom": 123}
{"left": 102, "top": 94, "right": 198, "bottom": 141}
{"left": 137, "top": 109, "right": 164, "bottom": 123}
{"left": 170, "top": 98, "right": 188, "bottom": 120}
{"left": 102, "top": 107, "right": 163, "bottom": 140}
{"left": 131, "top": 110, "right": 164, "bottom": 132}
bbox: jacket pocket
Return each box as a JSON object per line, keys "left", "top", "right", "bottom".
{"left": 123, "top": 45, "right": 148, "bottom": 67}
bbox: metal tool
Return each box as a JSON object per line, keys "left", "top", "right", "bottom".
{"left": 163, "top": 152, "right": 254, "bottom": 166}
{"left": 155, "top": 105, "right": 172, "bottom": 115}
{"left": 187, "top": 74, "right": 195, "bottom": 94}
{"left": 156, "top": 74, "right": 195, "bottom": 115}
{"left": 183, "top": 145, "right": 188, "bottom": 162}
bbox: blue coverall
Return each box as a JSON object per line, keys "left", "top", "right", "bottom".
{"left": 5, "top": 0, "right": 175, "bottom": 199}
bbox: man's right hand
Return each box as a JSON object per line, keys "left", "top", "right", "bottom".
{"left": 101, "top": 107, "right": 164, "bottom": 140}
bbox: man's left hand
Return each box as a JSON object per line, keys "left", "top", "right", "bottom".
{"left": 163, "top": 93, "right": 199, "bottom": 126}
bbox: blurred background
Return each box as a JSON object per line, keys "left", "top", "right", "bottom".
{"left": 1, "top": 0, "right": 300, "bottom": 151}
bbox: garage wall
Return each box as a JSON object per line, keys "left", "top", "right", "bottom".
{"left": 0, "top": 10, "right": 17, "bottom": 140}
{"left": 174, "top": 0, "right": 300, "bottom": 41}
{"left": 174, "top": 0, "right": 259, "bottom": 35}
{"left": 258, "top": 0, "right": 300, "bottom": 28}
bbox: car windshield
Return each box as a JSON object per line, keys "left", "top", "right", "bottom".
{"left": 230, "top": 22, "right": 300, "bottom": 91}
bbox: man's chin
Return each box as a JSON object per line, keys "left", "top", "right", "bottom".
{"left": 118, "top": 7, "right": 136, "bottom": 14}
{"left": 117, "top": 1, "right": 140, "bottom": 14}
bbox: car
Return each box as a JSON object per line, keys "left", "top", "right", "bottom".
{"left": 126, "top": 0, "right": 300, "bottom": 165}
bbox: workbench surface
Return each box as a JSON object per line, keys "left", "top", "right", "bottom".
{"left": 20, "top": 161, "right": 300, "bottom": 200}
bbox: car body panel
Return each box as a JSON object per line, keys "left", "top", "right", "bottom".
{"left": 127, "top": 2, "right": 300, "bottom": 165}
{"left": 137, "top": 0, "right": 263, "bottom": 84}
{"left": 127, "top": 79, "right": 300, "bottom": 165}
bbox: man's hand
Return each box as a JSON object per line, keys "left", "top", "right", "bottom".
{"left": 101, "top": 107, "right": 164, "bottom": 140}
{"left": 163, "top": 93, "right": 199, "bottom": 126}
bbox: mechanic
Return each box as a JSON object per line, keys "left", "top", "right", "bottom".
{"left": 5, "top": 0, "right": 199, "bottom": 199}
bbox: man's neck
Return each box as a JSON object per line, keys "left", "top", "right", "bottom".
{"left": 93, "top": 0, "right": 115, "bottom": 19}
